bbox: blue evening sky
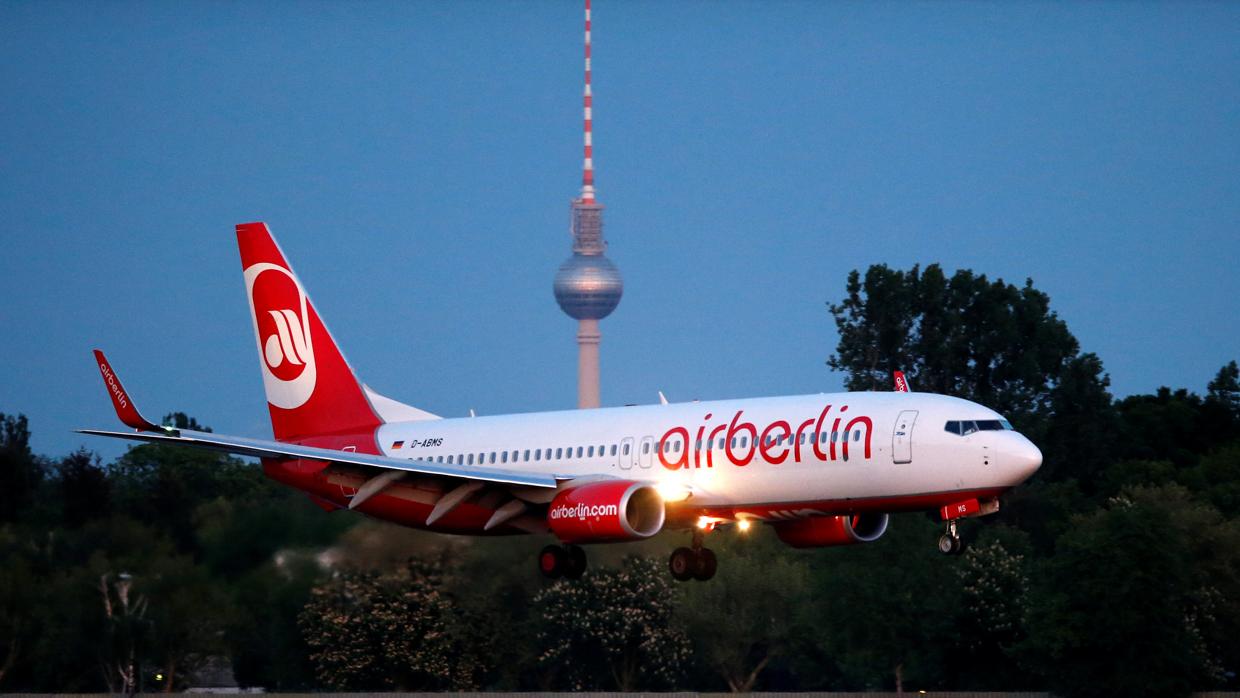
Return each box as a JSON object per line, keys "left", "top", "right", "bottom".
{"left": 2, "top": 1, "right": 1237, "bottom": 462}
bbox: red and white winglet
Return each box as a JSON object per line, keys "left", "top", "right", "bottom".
{"left": 92, "top": 349, "right": 170, "bottom": 433}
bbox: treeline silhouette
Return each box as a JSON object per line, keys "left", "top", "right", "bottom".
{"left": 0, "top": 264, "right": 1237, "bottom": 697}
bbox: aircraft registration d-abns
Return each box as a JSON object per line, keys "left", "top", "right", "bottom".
{"left": 84, "top": 223, "right": 1043, "bottom": 581}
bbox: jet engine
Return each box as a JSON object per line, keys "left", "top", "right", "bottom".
{"left": 547, "top": 480, "right": 665, "bottom": 543}
{"left": 772, "top": 513, "right": 889, "bottom": 548}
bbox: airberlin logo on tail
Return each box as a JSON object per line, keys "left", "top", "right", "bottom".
{"left": 244, "top": 263, "right": 317, "bottom": 410}
{"left": 99, "top": 362, "right": 128, "bottom": 410}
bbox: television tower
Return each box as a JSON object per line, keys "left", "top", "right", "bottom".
{"left": 553, "top": 0, "right": 622, "bottom": 409}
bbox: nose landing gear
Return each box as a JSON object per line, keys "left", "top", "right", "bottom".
{"left": 937, "top": 519, "right": 963, "bottom": 555}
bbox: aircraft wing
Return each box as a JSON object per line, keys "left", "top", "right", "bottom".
{"left": 81, "top": 349, "right": 558, "bottom": 489}
{"left": 77, "top": 427, "right": 557, "bottom": 488}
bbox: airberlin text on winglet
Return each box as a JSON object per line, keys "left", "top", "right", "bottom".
{"left": 657, "top": 405, "right": 874, "bottom": 470}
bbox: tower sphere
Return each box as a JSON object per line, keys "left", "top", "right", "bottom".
{"left": 553, "top": 253, "right": 623, "bottom": 320}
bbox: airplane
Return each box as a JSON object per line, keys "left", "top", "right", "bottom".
{"left": 83, "top": 222, "right": 1043, "bottom": 581}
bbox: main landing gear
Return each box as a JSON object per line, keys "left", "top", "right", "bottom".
{"left": 938, "top": 519, "right": 964, "bottom": 555}
{"left": 669, "top": 528, "right": 717, "bottom": 581}
{"left": 539, "top": 544, "right": 587, "bottom": 579}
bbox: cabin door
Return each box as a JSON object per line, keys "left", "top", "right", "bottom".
{"left": 892, "top": 410, "right": 918, "bottom": 464}
{"left": 619, "top": 437, "right": 635, "bottom": 469}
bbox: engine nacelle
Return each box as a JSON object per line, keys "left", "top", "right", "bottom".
{"left": 547, "top": 480, "right": 665, "bottom": 544}
{"left": 772, "top": 513, "right": 889, "bottom": 548}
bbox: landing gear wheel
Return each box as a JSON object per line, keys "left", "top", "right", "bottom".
{"left": 693, "top": 548, "right": 718, "bottom": 581}
{"left": 937, "top": 533, "right": 958, "bottom": 555}
{"left": 669, "top": 547, "right": 696, "bottom": 581}
{"left": 539, "top": 545, "right": 566, "bottom": 579}
{"left": 938, "top": 519, "right": 965, "bottom": 555}
{"left": 564, "top": 544, "right": 587, "bottom": 579}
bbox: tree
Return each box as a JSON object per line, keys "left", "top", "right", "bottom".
{"left": 676, "top": 534, "right": 811, "bottom": 691}
{"left": 0, "top": 413, "right": 44, "bottom": 523}
{"left": 298, "top": 559, "right": 480, "bottom": 690}
{"left": 806, "top": 516, "right": 958, "bottom": 692}
{"left": 1034, "top": 352, "right": 1120, "bottom": 491}
{"left": 1207, "top": 360, "right": 1240, "bottom": 416}
{"left": 143, "top": 555, "right": 230, "bottom": 692}
{"left": 828, "top": 264, "right": 1082, "bottom": 424}
{"left": 535, "top": 556, "right": 690, "bottom": 690}
{"left": 109, "top": 424, "right": 263, "bottom": 553}
{"left": 56, "top": 449, "right": 111, "bottom": 528}
{"left": 1022, "top": 489, "right": 1216, "bottom": 697}
{"left": 951, "top": 537, "right": 1033, "bottom": 688}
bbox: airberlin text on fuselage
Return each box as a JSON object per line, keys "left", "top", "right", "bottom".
{"left": 658, "top": 404, "right": 873, "bottom": 470}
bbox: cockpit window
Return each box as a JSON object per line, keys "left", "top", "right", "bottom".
{"left": 946, "top": 418, "right": 1015, "bottom": 435}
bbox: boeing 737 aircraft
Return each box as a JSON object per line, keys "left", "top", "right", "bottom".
{"left": 84, "top": 222, "right": 1042, "bottom": 581}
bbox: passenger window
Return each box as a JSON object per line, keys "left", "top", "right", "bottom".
{"left": 622, "top": 443, "right": 629, "bottom": 455}
{"left": 468, "top": 454, "right": 474, "bottom": 465}
{"left": 642, "top": 442, "right": 649, "bottom": 454}
{"left": 501, "top": 451, "right": 508, "bottom": 463}
{"left": 831, "top": 432, "right": 838, "bottom": 442}
{"left": 741, "top": 436, "right": 749, "bottom": 448}
{"left": 588, "top": 446, "right": 595, "bottom": 457}
{"left": 576, "top": 446, "right": 583, "bottom": 458}
{"left": 556, "top": 448, "right": 563, "bottom": 459}
{"left": 489, "top": 452, "right": 496, "bottom": 463}
{"left": 611, "top": 444, "right": 618, "bottom": 456}
{"left": 853, "top": 431, "right": 860, "bottom": 442}
{"left": 534, "top": 450, "right": 541, "bottom": 461}
{"left": 523, "top": 449, "right": 530, "bottom": 461}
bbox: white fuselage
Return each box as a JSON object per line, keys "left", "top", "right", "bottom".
{"left": 374, "top": 391, "right": 1042, "bottom": 518}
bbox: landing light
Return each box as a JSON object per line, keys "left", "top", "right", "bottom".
{"left": 736, "top": 519, "right": 751, "bottom": 532}
{"left": 655, "top": 482, "right": 692, "bottom": 502}
{"left": 696, "top": 516, "right": 712, "bottom": 529}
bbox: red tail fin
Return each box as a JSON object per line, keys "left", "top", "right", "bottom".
{"left": 237, "top": 222, "right": 381, "bottom": 447}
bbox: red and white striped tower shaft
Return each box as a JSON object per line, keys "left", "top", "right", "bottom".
{"left": 552, "top": 0, "right": 623, "bottom": 409}
{"left": 581, "top": 0, "right": 595, "bottom": 202}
